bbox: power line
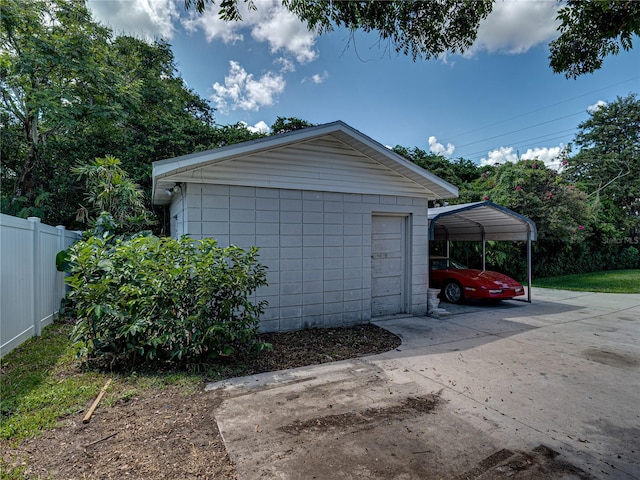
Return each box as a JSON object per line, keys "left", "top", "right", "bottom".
{"left": 454, "top": 110, "right": 584, "bottom": 151}
{"left": 461, "top": 129, "right": 577, "bottom": 159}
{"left": 419, "top": 76, "right": 639, "bottom": 162}
{"left": 448, "top": 75, "right": 639, "bottom": 139}
{"left": 510, "top": 127, "right": 577, "bottom": 146}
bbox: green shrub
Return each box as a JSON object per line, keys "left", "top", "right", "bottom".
{"left": 65, "top": 235, "right": 268, "bottom": 367}
{"left": 618, "top": 246, "right": 640, "bottom": 269}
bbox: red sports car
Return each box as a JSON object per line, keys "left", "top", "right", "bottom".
{"left": 430, "top": 256, "right": 525, "bottom": 304}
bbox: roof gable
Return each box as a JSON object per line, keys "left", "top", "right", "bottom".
{"left": 152, "top": 121, "right": 458, "bottom": 205}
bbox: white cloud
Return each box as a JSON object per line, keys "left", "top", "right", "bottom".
{"left": 183, "top": 0, "right": 318, "bottom": 64}
{"left": 469, "top": 1, "right": 560, "bottom": 55}
{"left": 428, "top": 136, "right": 455, "bottom": 157}
{"left": 87, "top": 0, "right": 178, "bottom": 40}
{"left": 181, "top": 3, "right": 244, "bottom": 43}
{"left": 521, "top": 146, "right": 564, "bottom": 169}
{"left": 251, "top": 0, "right": 318, "bottom": 63}
{"left": 480, "top": 145, "right": 565, "bottom": 170}
{"left": 276, "top": 57, "right": 296, "bottom": 73}
{"left": 304, "top": 71, "right": 329, "bottom": 84}
{"left": 587, "top": 100, "right": 607, "bottom": 113}
{"left": 239, "top": 120, "right": 271, "bottom": 134}
{"left": 212, "top": 61, "right": 286, "bottom": 112}
{"left": 480, "top": 146, "right": 518, "bottom": 166}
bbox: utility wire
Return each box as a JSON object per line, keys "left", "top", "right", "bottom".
{"left": 420, "top": 76, "right": 638, "bottom": 162}
{"left": 454, "top": 111, "right": 584, "bottom": 150}
{"left": 461, "top": 129, "right": 577, "bottom": 159}
{"left": 448, "top": 75, "right": 639, "bottom": 139}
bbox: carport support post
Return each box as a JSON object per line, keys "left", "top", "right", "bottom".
{"left": 527, "top": 230, "right": 532, "bottom": 302}
{"left": 481, "top": 229, "right": 486, "bottom": 271}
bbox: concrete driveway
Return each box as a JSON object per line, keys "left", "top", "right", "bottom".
{"left": 207, "top": 288, "right": 640, "bottom": 479}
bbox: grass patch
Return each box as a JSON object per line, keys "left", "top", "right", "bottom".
{"left": 0, "top": 322, "right": 104, "bottom": 443}
{"left": 1, "top": 320, "right": 207, "bottom": 480}
{"left": 0, "top": 321, "right": 201, "bottom": 446}
{"left": 533, "top": 269, "right": 640, "bottom": 293}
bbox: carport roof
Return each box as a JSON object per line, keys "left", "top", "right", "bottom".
{"left": 428, "top": 201, "right": 537, "bottom": 242}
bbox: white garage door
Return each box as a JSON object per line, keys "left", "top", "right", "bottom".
{"left": 371, "top": 215, "right": 407, "bottom": 317}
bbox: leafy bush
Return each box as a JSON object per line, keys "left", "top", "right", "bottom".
{"left": 65, "top": 234, "right": 268, "bottom": 368}
{"left": 618, "top": 246, "right": 640, "bottom": 269}
{"left": 73, "top": 156, "right": 156, "bottom": 235}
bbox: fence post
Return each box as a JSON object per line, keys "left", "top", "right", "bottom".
{"left": 28, "top": 217, "right": 42, "bottom": 336}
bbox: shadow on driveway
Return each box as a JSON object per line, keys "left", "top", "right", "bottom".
{"left": 210, "top": 290, "right": 640, "bottom": 479}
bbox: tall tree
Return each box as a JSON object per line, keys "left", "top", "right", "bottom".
{"left": 469, "top": 160, "right": 597, "bottom": 278}
{"left": 564, "top": 93, "right": 640, "bottom": 236}
{"left": 0, "top": 0, "right": 129, "bottom": 203}
{"left": 0, "top": 0, "right": 231, "bottom": 227}
{"left": 55, "top": 36, "right": 220, "bottom": 192}
{"left": 184, "top": 0, "right": 639, "bottom": 78}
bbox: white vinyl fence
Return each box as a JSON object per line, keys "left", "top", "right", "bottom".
{"left": 1, "top": 214, "right": 80, "bottom": 356}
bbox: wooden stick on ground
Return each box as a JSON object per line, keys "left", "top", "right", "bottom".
{"left": 83, "top": 378, "right": 112, "bottom": 424}
{"left": 85, "top": 432, "right": 118, "bottom": 448}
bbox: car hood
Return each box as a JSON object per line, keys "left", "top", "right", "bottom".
{"left": 454, "top": 269, "right": 522, "bottom": 287}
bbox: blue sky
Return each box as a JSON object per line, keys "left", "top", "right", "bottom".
{"left": 88, "top": 0, "right": 639, "bottom": 168}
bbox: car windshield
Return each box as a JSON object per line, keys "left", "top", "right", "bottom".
{"left": 430, "top": 258, "right": 467, "bottom": 270}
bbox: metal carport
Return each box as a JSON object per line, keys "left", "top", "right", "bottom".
{"left": 428, "top": 201, "right": 537, "bottom": 302}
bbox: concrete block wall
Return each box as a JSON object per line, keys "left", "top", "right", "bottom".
{"left": 178, "top": 184, "right": 429, "bottom": 332}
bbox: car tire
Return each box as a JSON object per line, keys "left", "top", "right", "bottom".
{"left": 442, "top": 281, "right": 464, "bottom": 304}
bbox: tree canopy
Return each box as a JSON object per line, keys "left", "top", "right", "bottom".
{"left": 1, "top": 0, "right": 120, "bottom": 204}
{"left": 564, "top": 93, "right": 640, "bottom": 235}
{"left": 184, "top": 0, "right": 639, "bottom": 78}
{"left": 391, "top": 146, "right": 481, "bottom": 194}
{"left": 186, "top": 0, "right": 494, "bottom": 60}
{"left": 550, "top": 0, "right": 640, "bottom": 78}
{"left": 270, "top": 116, "right": 316, "bottom": 134}
{"left": 0, "top": 0, "right": 263, "bottom": 228}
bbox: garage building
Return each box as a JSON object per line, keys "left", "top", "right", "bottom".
{"left": 152, "top": 121, "right": 458, "bottom": 331}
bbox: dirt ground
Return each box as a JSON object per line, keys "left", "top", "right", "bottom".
{"left": 2, "top": 324, "right": 401, "bottom": 480}
{"left": 1, "top": 320, "right": 597, "bottom": 479}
